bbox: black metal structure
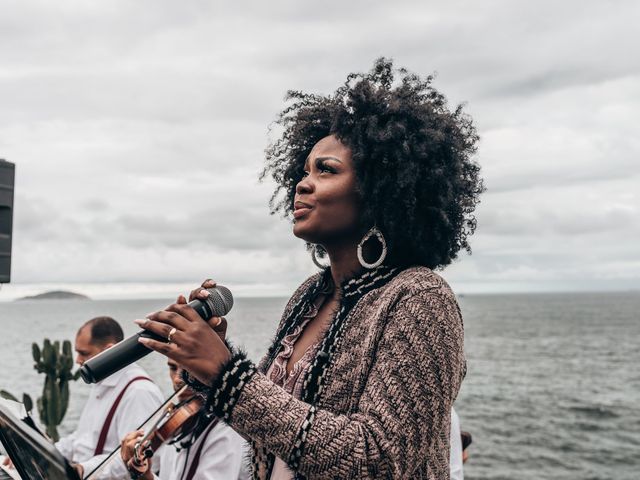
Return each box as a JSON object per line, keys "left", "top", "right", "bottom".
{"left": 0, "top": 159, "right": 15, "bottom": 283}
{"left": 0, "top": 403, "right": 80, "bottom": 480}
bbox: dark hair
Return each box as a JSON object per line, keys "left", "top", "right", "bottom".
{"left": 461, "top": 431, "right": 473, "bottom": 450}
{"left": 82, "top": 316, "right": 124, "bottom": 346}
{"left": 262, "top": 58, "right": 484, "bottom": 269}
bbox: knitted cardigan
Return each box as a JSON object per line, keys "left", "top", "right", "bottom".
{"left": 197, "top": 265, "right": 465, "bottom": 479}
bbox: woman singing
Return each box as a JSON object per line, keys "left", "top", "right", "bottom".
{"left": 135, "top": 58, "right": 484, "bottom": 479}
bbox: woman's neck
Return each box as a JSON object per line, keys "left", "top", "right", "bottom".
{"left": 325, "top": 244, "right": 363, "bottom": 289}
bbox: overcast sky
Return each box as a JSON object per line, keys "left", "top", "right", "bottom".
{"left": 1, "top": 0, "right": 638, "bottom": 299}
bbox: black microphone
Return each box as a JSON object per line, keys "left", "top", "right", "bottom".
{"left": 80, "top": 286, "right": 233, "bottom": 384}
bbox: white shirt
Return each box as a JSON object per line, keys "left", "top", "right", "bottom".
{"left": 55, "top": 363, "right": 163, "bottom": 479}
{"left": 134, "top": 419, "right": 250, "bottom": 480}
{"left": 450, "top": 407, "right": 464, "bottom": 480}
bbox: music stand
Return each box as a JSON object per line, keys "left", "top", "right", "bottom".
{"left": 0, "top": 403, "right": 79, "bottom": 480}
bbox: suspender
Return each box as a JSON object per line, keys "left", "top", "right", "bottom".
{"left": 94, "top": 376, "right": 152, "bottom": 455}
{"left": 183, "top": 418, "right": 219, "bottom": 480}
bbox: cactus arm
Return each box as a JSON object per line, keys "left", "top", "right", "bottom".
{"left": 32, "top": 342, "right": 41, "bottom": 363}
{"left": 0, "top": 390, "right": 19, "bottom": 402}
{"left": 22, "top": 393, "right": 33, "bottom": 413}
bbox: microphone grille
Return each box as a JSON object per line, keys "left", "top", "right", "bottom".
{"left": 204, "top": 285, "right": 234, "bottom": 316}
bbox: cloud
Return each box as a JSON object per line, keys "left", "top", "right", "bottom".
{"left": 1, "top": 0, "right": 639, "bottom": 295}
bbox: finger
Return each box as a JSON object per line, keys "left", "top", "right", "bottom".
{"left": 211, "top": 316, "right": 227, "bottom": 342}
{"left": 138, "top": 336, "right": 181, "bottom": 359}
{"left": 196, "top": 288, "right": 212, "bottom": 301}
{"left": 188, "top": 287, "right": 212, "bottom": 303}
{"left": 145, "top": 308, "right": 191, "bottom": 329}
{"left": 165, "top": 302, "right": 203, "bottom": 323}
{"left": 201, "top": 278, "right": 217, "bottom": 288}
{"left": 176, "top": 294, "right": 187, "bottom": 305}
{"left": 134, "top": 318, "right": 182, "bottom": 344}
{"left": 215, "top": 316, "right": 227, "bottom": 332}
{"left": 122, "top": 430, "right": 143, "bottom": 445}
{"left": 188, "top": 287, "right": 201, "bottom": 302}
{"left": 188, "top": 278, "right": 217, "bottom": 302}
{"left": 208, "top": 316, "right": 227, "bottom": 333}
{"left": 207, "top": 316, "right": 222, "bottom": 328}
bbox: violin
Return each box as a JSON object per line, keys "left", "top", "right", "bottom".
{"left": 84, "top": 385, "right": 203, "bottom": 480}
{"left": 126, "top": 394, "right": 204, "bottom": 476}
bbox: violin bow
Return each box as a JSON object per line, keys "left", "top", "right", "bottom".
{"left": 84, "top": 385, "right": 188, "bottom": 480}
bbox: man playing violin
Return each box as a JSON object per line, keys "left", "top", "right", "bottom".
{"left": 119, "top": 356, "right": 248, "bottom": 480}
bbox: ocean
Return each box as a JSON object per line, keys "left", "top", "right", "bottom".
{"left": 0, "top": 292, "right": 638, "bottom": 479}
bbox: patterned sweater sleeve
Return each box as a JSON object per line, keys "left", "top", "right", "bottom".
{"left": 206, "top": 288, "right": 465, "bottom": 479}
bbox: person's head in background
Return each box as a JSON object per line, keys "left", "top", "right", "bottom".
{"left": 74, "top": 316, "right": 124, "bottom": 366}
{"left": 167, "top": 358, "right": 194, "bottom": 402}
{"left": 461, "top": 431, "right": 472, "bottom": 463}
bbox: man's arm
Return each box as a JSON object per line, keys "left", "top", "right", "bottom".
{"left": 55, "top": 431, "right": 78, "bottom": 460}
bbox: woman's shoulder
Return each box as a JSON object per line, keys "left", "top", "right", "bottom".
{"left": 384, "top": 265, "right": 456, "bottom": 300}
{"left": 380, "top": 267, "right": 463, "bottom": 331}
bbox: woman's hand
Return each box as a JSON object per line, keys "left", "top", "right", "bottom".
{"left": 186, "top": 278, "right": 228, "bottom": 343}
{"left": 135, "top": 285, "right": 232, "bottom": 385}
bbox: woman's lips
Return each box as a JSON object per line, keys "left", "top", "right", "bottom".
{"left": 294, "top": 201, "right": 313, "bottom": 219}
{"left": 293, "top": 206, "right": 312, "bottom": 219}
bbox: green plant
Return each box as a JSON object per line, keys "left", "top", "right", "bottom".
{"left": 2, "top": 339, "right": 80, "bottom": 442}
{"left": 32, "top": 339, "right": 81, "bottom": 441}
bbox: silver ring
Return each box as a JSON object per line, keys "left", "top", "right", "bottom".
{"left": 167, "top": 327, "right": 177, "bottom": 343}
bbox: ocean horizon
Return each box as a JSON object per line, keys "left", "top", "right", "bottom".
{"left": 2, "top": 280, "right": 639, "bottom": 303}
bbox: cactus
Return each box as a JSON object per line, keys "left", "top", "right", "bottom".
{"left": 31, "top": 338, "right": 78, "bottom": 441}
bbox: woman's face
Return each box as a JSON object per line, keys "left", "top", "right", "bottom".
{"left": 293, "top": 135, "right": 361, "bottom": 247}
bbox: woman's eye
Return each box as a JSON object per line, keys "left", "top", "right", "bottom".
{"left": 301, "top": 170, "right": 310, "bottom": 177}
{"left": 318, "top": 164, "right": 335, "bottom": 174}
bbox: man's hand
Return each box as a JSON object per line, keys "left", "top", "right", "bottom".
{"left": 71, "top": 462, "right": 83, "bottom": 478}
{"left": 121, "top": 430, "right": 153, "bottom": 480}
{"left": 120, "top": 430, "right": 144, "bottom": 465}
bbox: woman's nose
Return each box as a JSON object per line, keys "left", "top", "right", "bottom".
{"left": 296, "top": 175, "right": 314, "bottom": 194}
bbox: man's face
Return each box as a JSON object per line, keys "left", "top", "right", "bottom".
{"left": 74, "top": 327, "right": 110, "bottom": 366}
{"left": 168, "top": 359, "right": 192, "bottom": 401}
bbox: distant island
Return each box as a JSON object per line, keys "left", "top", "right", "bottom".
{"left": 17, "top": 290, "right": 90, "bottom": 301}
